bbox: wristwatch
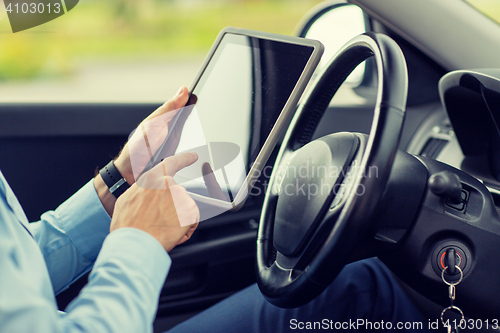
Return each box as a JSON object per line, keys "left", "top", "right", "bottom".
{"left": 99, "top": 160, "right": 130, "bottom": 198}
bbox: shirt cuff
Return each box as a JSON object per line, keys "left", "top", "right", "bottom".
{"left": 95, "top": 228, "right": 171, "bottom": 292}
{"left": 56, "top": 179, "right": 111, "bottom": 261}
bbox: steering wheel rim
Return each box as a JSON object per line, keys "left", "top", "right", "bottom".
{"left": 256, "top": 32, "right": 408, "bottom": 308}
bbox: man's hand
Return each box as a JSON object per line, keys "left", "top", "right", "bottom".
{"left": 94, "top": 86, "right": 190, "bottom": 216}
{"left": 115, "top": 86, "right": 190, "bottom": 185}
{"left": 110, "top": 152, "right": 200, "bottom": 252}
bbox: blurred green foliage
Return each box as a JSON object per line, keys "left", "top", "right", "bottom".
{"left": 0, "top": 0, "right": 322, "bottom": 80}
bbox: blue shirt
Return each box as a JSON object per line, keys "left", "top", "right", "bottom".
{"left": 0, "top": 171, "right": 172, "bottom": 333}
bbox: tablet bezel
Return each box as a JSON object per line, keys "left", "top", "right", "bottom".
{"left": 180, "top": 27, "right": 324, "bottom": 211}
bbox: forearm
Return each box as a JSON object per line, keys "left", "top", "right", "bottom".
{"left": 94, "top": 152, "right": 135, "bottom": 217}
{"left": 94, "top": 174, "right": 117, "bottom": 217}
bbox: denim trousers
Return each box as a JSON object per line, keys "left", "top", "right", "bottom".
{"left": 166, "top": 258, "right": 431, "bottom": 332}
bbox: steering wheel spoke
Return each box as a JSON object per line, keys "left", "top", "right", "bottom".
{"left": 269, "top": 148, "right": 297, "bottom": 197}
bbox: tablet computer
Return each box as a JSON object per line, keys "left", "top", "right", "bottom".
{"left": 144, "top": 27, "right": 323, "bottom": 219}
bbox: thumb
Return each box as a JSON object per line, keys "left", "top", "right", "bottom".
{"left": 147, "top": 86, "right": 190, "bottom": 121}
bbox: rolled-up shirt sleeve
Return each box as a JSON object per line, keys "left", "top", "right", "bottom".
{"left": 28, "top": 179, "right": 112, "bottom": 294}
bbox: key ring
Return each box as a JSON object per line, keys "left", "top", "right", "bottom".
{"left": 441, "top": 305, "right": 465, "bottom": 326}
{"left": 441, "top": 265, "right": 463, "bottom": 285}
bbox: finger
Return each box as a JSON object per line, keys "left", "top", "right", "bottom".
{"left": 166, "top": 86, "right": 190, "bottom": 110}
{"left": 186, "top": 222, "right": 198, "bottom": 238}
{"left": 162, "top": 152, "right": 199, "bottom": 177}
{"left": 166, "top": 177, "right": 200, "bottom": 227}
{"left": 148, "top": 86, "right": 190, "bottom": 121}
{"left": 202, "top": 163, "right": 227, "bottom": 201}
{"left": 176, "top": 223, "right": 198, "bottom": 245}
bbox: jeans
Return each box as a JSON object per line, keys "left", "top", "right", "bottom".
{"left": 166, "top": 258, "right": 431, "bottom": 332}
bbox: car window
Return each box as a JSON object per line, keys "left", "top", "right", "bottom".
{"left": 463, "top": 0, "right": 500, "bottom": 24}
{"left": 0, "top": 0, "right": 322, "bottom": 103}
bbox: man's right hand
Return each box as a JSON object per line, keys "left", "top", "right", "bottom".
{"left": 110, "top": 152, "right": 200, "bottom": 252}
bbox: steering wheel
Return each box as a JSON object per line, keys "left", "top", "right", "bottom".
{"left": 256, "top": 32, "right": 408, "bottom": 308}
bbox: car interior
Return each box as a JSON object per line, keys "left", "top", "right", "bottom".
{"left": 2, "top": 0, "right": 500, "bottom": 331}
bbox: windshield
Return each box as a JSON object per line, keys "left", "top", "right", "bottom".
{"left": 463, "top": 0, "right": 500, "bottom": 24}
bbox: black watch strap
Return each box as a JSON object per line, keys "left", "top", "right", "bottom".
{"left": 99, "top": 160, "right": 130, "bottom": 198}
